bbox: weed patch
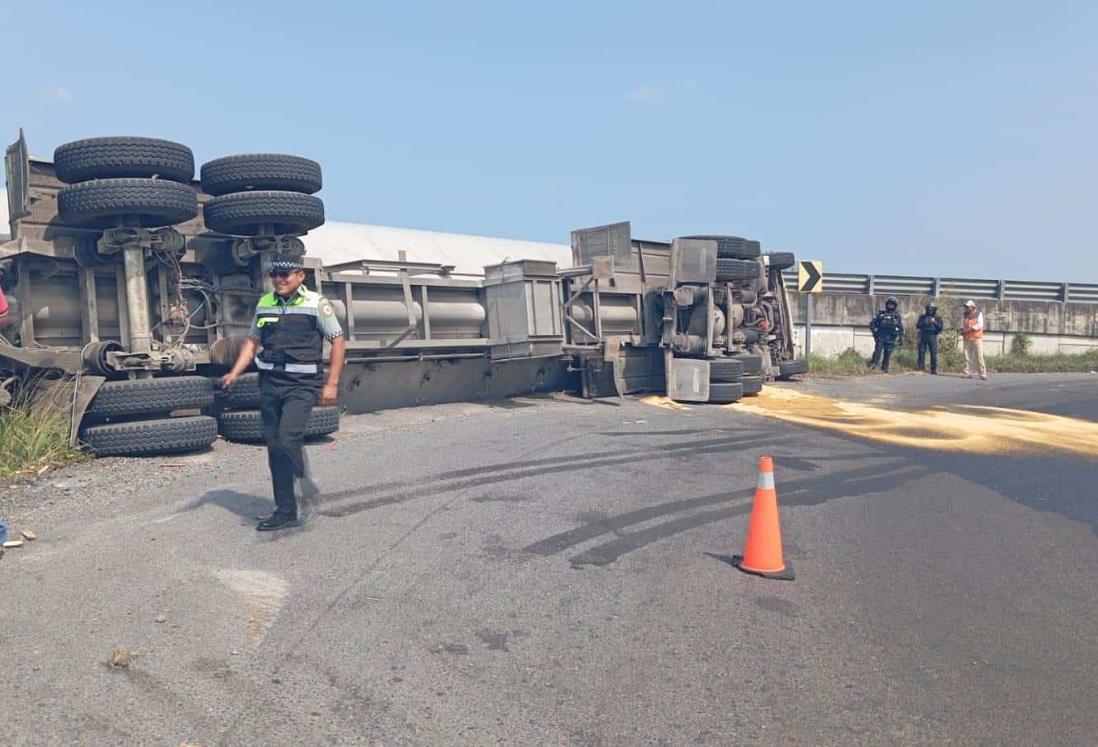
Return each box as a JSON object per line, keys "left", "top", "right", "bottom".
{"left": 0, "top": 378, "right": 86, "bottom": 481}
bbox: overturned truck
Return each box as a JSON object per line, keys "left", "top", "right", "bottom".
{"left": 1, "top": 131, "right": 806, "bottom": 458}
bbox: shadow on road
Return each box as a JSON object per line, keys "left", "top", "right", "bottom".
{"left": 175, "top": 489, "right": 270, "bottom": 520}
{"left": 904, "top": 450, "right": 1098, "bottom": 536}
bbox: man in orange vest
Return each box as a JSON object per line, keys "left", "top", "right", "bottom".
{"left": 961, "top": 300, "right": 988, "bottom": 380}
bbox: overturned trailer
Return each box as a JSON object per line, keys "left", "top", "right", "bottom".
{"left": 1, "top": 131, "right": 804, "bottom": 458}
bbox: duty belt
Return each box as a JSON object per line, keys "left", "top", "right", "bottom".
{"left": 255, "top": 359, "right": 319, "bottom": 374}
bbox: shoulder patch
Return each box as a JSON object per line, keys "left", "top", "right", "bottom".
{"left": 320, "top": 300, "right": 334, "bottom": 317}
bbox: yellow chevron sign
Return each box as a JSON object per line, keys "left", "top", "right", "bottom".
{"left": 798, "top": 260, "right": 823, "bottom": 293}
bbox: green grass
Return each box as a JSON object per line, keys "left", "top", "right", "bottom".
{"left": 810, "top": 329, "right": 1098, "bottom": 377}
{"left": 807, "top": 348, "right": 874, "bottom": 376}
{"left": 984, "top": 350, "right": 1098, "bottom": 373}
{"left": 0, "top": 378, "right": 87, "bottom": 481}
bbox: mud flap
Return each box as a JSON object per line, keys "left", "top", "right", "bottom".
{"left": 69, "top": 375, "right": 105, "bottom": 447}
{"left": 606, "top": 340, "right": 627, "bottom": 401}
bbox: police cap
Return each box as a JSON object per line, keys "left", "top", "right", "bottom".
{"left": 267, "top": 255, "right": 305, "bottom": 274}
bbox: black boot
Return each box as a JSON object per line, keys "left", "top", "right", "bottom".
{"left": 257, "top": 512, "right": 299, "bottom": 532}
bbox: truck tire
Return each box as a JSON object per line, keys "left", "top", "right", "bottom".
{"left": 766, "top": 251, "right": 796, "bottom": 271}
{"left": 735, "top": 353, "right": 764, "bottom": 375}
{"left": 715, "top": 258, "right": 761, "bottom": 283}
{"left": 682, "top": 235, "right": 762, "bottom": 260}
{"left": 86, "top": 376, "right": 214, "bottom": 420}
{"left": 57, "top": 178, "right": 198, "bottom": 228}
{"left": 216, "top": 372, "right": 261, "bottom": 409}
{"left": 200, "top": 154, "right": 323, "bottom": 196}
{"left": 707, "top": 382, "right": 743, "bottom": 404}
{"left": 203, "top": 191, "right": 325, "bottom": 236}
{"left": 81, "top": 415, "right": 217, "bottom": 456}
{"left": 778, "top": 359, "right": 810, "bottom": 379}
{"left": 217, "top": 405, "right": 340, "bottom": 443}
{"left": 740, "top": 374, "right": 763, "bottom": 395}
{"left": 54, "top": 136, "right": 195, "bottom": 184}
{"left": 709, "top": 357, "right": 744, "bottom": 383}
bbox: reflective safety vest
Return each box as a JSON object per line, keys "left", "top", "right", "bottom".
{"left": 962, "top": 310, "right": 984, "bottom": 341}
{"left": 253, "top": 287, "right": 327, "bottom": 369}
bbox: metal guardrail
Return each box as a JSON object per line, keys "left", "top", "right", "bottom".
{"left": 781, "top": 269, "right": 1098, "bottom": 303}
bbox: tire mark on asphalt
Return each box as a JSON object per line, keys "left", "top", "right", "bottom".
{"left": 530, "top": 458, "right": 908, "bottom": 556}
{"left": 313, "top": 426, "right": 777, "bottom": 507}
{"left": 318, "top": 433, "right": 793, "bottom": 519}
{"left": 594, "top": 427, "right": 745, "bottom": 438}
{"left": 568, "top": 463, "right": 931, "bottom": 567}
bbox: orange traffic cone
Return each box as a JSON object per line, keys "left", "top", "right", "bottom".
{"left": 733, "top": 456, "right": 794, "bottom": 580}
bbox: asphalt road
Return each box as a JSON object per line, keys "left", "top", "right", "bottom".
{"left": 1, "top": 373, "right": 1096, "bottom": 745}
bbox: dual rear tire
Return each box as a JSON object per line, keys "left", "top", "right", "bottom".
{"left": 216, "top": 406, "right": 340, "bottom": 443}
{"left": 79, "top": 376, "right": 217, "bottom": 457}
{"left": 200, "top": 154, "right": 325, "bottom": 237}
{"left": 705, "top": 356, "right": 765, "bottom": 402}
{"left": 54, "top": 137, "right": 199, "bottom": 229}
{"left": 79, "top": 374, "right": 340, "bottom": 455}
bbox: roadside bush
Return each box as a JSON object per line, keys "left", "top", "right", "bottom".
{"left": 937, "top": 329, "right": 966, "bottom": 372}
{"left": 1011, "top": 332, "right": 1032, "bottom": 357}
{"left": 808, "top": 348, "right": 873, "bottom": 375}
{"left": 0, "top": 376, "right": 85, "bottom": 481}
{"left": 891, "top": 347, "right": 918, "bottom": 369}
{"left": 836, "top": 347, "right": 864, "bottom": 365}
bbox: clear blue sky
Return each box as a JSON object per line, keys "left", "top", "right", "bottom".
{"left": 3, "top": 1, "right": 1096, "bottom": 280}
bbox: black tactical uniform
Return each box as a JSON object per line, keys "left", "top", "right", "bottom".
{"left": 249, "top": 257, "right": 343, "bottom": 523}
{"left": 916, "top": 303, "right": 943, "bottom": 374}
{"left": 869, "top": 297, "right": 904, "bottom": 372}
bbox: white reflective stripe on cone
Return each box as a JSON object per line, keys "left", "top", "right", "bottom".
{"left": 757, "top": 471, "right": 775, "bottom": 490}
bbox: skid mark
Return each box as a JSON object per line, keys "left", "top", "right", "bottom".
{"left": 540, "top": 460, "right": 928, "bottom": 567}
{"left": 734, "top": 387, "right": 1098, "bottom": 458}
{"left": 214, "top": 569, "right": 289, "bottom": 650}
{"left": 318, "top": 431, "right": 791, "bottom": 519}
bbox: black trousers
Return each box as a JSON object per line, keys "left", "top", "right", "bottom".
{"left": 918, "top": 335, "right": 939, "bottom": 373}
{"left": 871, "top": 337, "right": 896, "bottom": 370}
{"left": 259, "top": 370, "right": 320, "bottom": 517}
{"left": 879, "top": 341, "right": 896, "bottom": 372}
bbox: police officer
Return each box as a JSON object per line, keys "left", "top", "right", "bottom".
{"left": 220, "top": 255, "right": 346, "bottom": 531}
{"left": 915, "top": 302, "right": 943, "bottom": 374}
{"left": 868, "top": 296, "right": 904, "bottom": 372}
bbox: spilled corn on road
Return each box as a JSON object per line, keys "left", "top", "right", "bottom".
{"left": 1, "top": 373, "right": 1096, "bottom": 744}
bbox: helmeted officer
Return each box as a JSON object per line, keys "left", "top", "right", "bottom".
{"left": 868, "top": 296, "right": 904, "bottom": 372}
{"left": 915, "top": 302, "right": 943, "bottom": 374}
{"left": 220, "top": 255, "right": 346, "bottom": 531}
